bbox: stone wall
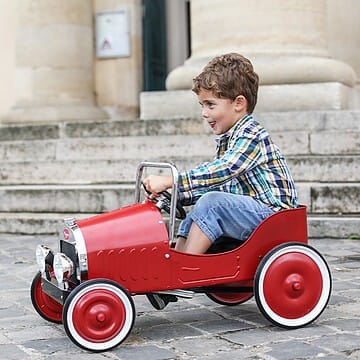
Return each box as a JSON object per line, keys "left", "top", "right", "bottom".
{"left": 0, "top": 0, "right": 359, "bottom": 123}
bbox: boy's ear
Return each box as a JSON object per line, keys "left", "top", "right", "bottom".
{"left": 234, "top": 95, "right": 248, "bottom": 112}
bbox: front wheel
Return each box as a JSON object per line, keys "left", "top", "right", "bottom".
{"left": 30, "top": 271, "right": 63, "bottom": 324}
{"left": 254, "top": 243, "right": 331, "bottom": 329}
{"left": 63, "top": 279, "right": 135, "bottom": 352}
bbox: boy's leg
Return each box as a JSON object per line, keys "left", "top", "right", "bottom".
{"left": 176, "top": 214, "right": 193, "bottom": 251}
{"left": 182, "top": 223, "right": 212, "bottom": 254}
{"left": 177, "top": 192, "right": 274, "bottom": 254}
{"left": 176, "top": 215, "right": 212, "bottom": 253}
{"left": 175, "top": 236, "right": 186, "bottom": 251}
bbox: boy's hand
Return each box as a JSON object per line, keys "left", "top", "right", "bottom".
{"left": 142, "top": 175, "right": 173, "bottom": 199}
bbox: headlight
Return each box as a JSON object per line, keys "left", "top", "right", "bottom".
{"left": 35, "top": 245, "right": 52, "bottom": 272}
{"left": 53, "top": 253, "right": 74, "bottom": 284}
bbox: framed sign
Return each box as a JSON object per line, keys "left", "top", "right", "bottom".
{"left": 96, "top": 9, "right": 131, "bottom": 58}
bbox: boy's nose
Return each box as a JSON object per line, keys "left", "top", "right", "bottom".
{"left": 202, "top": 108, "right": 209, "bottom": 118}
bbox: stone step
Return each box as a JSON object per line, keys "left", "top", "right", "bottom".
{"left": 0, "top": 111, "right": 358, "bottom": 239}
{"left": 0, "top": 155, "right": 358, "bottom": 185}
{"left": 0, "top": 184, "right": 135, "bottom": 213}
{"left": 1, "top": 110, "right": 360, "bottom": 141}
{"left": 1, "top": 128, "right": 359, "bottom": 165}
{"left": 0, "top": 183, "right": 358, "bottom": 215}
{"left": 0, "top": 212, "right": 358, "bottom": 240}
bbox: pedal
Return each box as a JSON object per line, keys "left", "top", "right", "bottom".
{"left": 156, "top": 289, "right": 194, "bottom": 299}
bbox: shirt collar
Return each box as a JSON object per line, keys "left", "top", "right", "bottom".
{"left": 217, "top": 114, "right": 253, "bottom": 144}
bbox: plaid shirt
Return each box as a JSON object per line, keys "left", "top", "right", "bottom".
{"left": 178, "top": 114, "right": 298, "bottom": 211}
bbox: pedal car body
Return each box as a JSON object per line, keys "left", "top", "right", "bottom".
{"left": 31, "top": 162, "right": 332, "bottom": 352}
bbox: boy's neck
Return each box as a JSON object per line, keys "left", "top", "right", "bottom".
{"left": 220, "top": 113, "right": 252, "bottom": 138}
{"left": 234, "top": 112, "right": 251, "bottom": 127}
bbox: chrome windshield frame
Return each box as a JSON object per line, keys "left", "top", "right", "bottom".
{"left": 135, "top": 161, "right": 180, "bottom": 243}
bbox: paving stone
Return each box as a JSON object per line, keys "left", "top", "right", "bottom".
{"left": 266, "top": 340, "right": 328, "bottom": 360}
{"left": 327, "top": 293, "right": 353, "bottom": 306}
{"left": 190, "top": 318, "right": 254, "bottom": 334}
{"left": 0, "top": 303, "right": 29, "bottom": 320}
{"left": 46, "top": 353, "right": 110, "bottom": 359}
{"left": 204, "top": 349, "right": 260, "bottom": 360}
{"left": 0, "top": 333, "right": 9, "bottom": 344}
{"left": 167, "top": 336, "right": 238, "bottom": 357}
{"left": 112, "top": 344, "right": 177, "bottom": 360}
{"left": 318, "top": 356, "right": 349, "bottom": 360}
{"left": 310, "top": 333, "right": 360, "bottom": 354}
{"left": 22, "top": 337, "right": 78, "bottom": 354}
{"left": 350, "top": 350, "right": 360, "bottom": 359}
{"left": 140, "top": 322, "right": 204, "bottom": 341}
{"left": 221, "top": 327, "right": 296, "bottom": 347}
{"left": 135, "top": 313, "right": 172, "bottom": 329}
{"left": 0, "top": 344, "right": 31, "bottom": 360}
{"left": 161, "top": 307, "right": 224, "bottom": 324}
{"left": 334, "top": 302, "right": 360, "bottom": 317}
{"left": 332, "top": 279, "right": 359, "bottom": 291}
{"left": 320, "top": 318, "right": 360, "bottom": 332}
{"left": 282, "top": 324, "right": 337, "bottom": 340}
{"left": 5, "top": 324, "right": 63, "bottom": 343}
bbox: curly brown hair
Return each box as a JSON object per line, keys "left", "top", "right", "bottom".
{"left": 192, "top": 53, "right": 259, "bottom": 113}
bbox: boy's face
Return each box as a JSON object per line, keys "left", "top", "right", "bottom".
{"left": 197, "top": 88, "right": 247, "bottom": 135}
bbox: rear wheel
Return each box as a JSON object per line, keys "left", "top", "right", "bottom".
{"left": 63, "top": 279, "right": 135, "bottom": 352}
{"left": 30, "top": 271, "right": 63, "bottom": 324}
{"left": 254, "top": 243, "right": 331, "bottom": 329}
{"left": 206, "top": 292, "right": 253, "bottom": 306}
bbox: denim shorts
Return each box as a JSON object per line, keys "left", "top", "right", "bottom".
{"left": 177, "top": 191, "right": 275, "bottom": 243}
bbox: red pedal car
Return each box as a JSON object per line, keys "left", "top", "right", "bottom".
{"left": 31, "top": 162, "right": 332, "bottom": 352}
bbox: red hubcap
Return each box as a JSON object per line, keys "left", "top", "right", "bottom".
{"left": 292, "top": 281, "right": 302, "bottom": 291}
{"left": 72, "top": 289, "right": 126, "bottom": 342}
{"left": 263, "top": 252, "right": 323, "bottom": 319}
{"left": 284, "top": 274, "right": 304, "bottom": 298}
{"left": 96, "top": 312, "right": 106, "bottom": 322}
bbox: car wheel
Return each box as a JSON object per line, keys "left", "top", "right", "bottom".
{"left": 206, "top": 292, "right": 253, "bottom": 306}
{"left": 254, "top": 242, "right": 332, "bottom": 329}
{"left": 62, "top": 279, "right": 135, "bottom": 352}
{"left": 30, "top": 271, "right": 63, "bottom": 324}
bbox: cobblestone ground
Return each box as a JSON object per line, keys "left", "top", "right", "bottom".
{"left": 0, "top": 235, "right": 359, "bottom": 360}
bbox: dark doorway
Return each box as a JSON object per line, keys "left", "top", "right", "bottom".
{"left": 142, "top": 0, "right": 167, "bottom": 91}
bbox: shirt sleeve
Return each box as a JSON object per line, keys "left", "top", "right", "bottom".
{"left": 178, "top": 133, "right": 262, "bottom": 205}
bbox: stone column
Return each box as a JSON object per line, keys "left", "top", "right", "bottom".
{"left": 164, "top": 0, "right": 356, "bottom": 113}
{"left": 3, "top": 0, "right": 107, "bottom": 124}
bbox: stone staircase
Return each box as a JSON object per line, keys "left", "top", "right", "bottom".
{"left": 0, "top": 110, "right": 359, "bottom": 238}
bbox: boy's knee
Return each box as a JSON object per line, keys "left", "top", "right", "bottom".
{"left": 197, "top": 191, "right": 216, "bottom": 204}
{"left": 195, "top": 192, "right": 223, "bottom": 211}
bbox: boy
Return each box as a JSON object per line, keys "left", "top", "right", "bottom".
{"left": 143, "top": 53, "right": 298, "bottom": 308}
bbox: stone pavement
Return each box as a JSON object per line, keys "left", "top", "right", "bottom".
{"left": 0, "top": 235, "right": 359, "bottom": 360}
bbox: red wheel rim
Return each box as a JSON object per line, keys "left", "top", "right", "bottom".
{"left": 209, "top": 292, "right": 253, "bottom": 305}
{"left": 263, "top": 252, "right": 323, "bottom": 319}
{"left": 33, "top": 275, "right": 62, "bottom": 322}
{"left": 71, "top": 289, "right": 126, "bottom": 343}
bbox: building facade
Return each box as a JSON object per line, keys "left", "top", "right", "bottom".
{"left": 0, "top": 0, "right": 359, "bottom": 123}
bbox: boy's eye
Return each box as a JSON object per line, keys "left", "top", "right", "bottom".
{"left": 204, "top": 102, "right": 215, "bottom": 108}
{"left": 199, "top": 101, "right": 215, "bottom": 109}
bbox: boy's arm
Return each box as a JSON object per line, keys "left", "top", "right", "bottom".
{"left": 178, "top": 135, "right": 261, "bottom": 204}
{"left": 142, "top": 175, "right": 173, "bottom": 198}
